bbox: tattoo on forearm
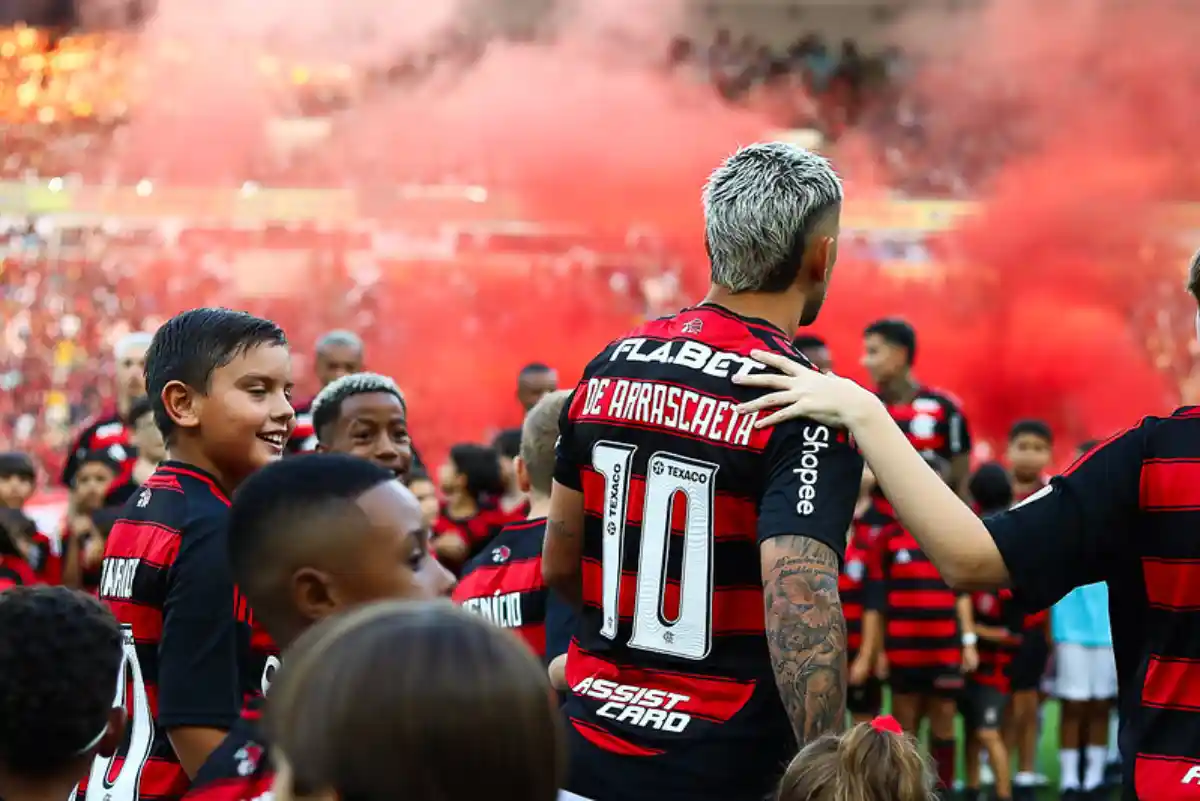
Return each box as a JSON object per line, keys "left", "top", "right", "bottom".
{"left": 762, "top": 536, "right": 847, "bottom": 744}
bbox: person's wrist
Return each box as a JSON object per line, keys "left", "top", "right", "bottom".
{"left": 842, "top": 383, "right": 887, "bottom": 430}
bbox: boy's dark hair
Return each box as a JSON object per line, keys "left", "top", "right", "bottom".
{"left": 863, "top": 318, "right": 916, "bottom": 365}
{"left": 0, "top": 451, "right": 35, "bottom": 482}
{"left": 0, "top": 586, "right": 123, "bottom": 778}
{"left": 792, "top": 334, "right": 827, "bottom": 352}
{"left": 145, "top": 308, "right": 287, "bottom": 439}
{"left": 310, "top": 373, "right": 405, "bottom": 444}
{"left": 518, "top": 363, "right": 553, "bottom": 379}
{"left": 968, "top": 462, "right": 1014, "bottom": 515}
{"left": 75, "top": 450, "right": 121, "bottom": 478}
{"left": 0, "top": 508, "right": 36, "bottom": 558}
{"left": 492, "top": 428, "right": 522, "bottom": 460}
{"left": 228, "top": 454, "right": 398, "bottom": 622}
{"left": 1008, "top": 419, "right": 1053, "bottom": 444}
{"left": 127, "top": 395, "right": 153, "bottom": 425}
{"left": 448, "top": 444, "right": 505, "bottom": 501}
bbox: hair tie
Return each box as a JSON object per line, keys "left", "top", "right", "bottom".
{"left": 870, "top": 715, "right": 903, "bottom": 735}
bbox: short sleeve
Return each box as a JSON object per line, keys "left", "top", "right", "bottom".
{"left": 986, "top": 422, "right": 1147, "bottom": 613}
{"left": 158, "top": 510, "right": 240, "bottom": 729}
{"left": 553, "top": 388, "right": 583, "bottom": 491}
{"left": 937, "top": 398, "right": 971, "bottom": 458}
{"left": 757, "top": 420, "right": 863, "bottom": 562}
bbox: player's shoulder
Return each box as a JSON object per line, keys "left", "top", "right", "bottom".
{"left": 126, "top": 463, "right": 230, "bottom": 536}
{"left": 913, "top": 386, "right": 966, "bottom": 412}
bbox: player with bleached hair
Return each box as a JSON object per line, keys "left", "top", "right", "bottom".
{"left": 310, "top": 372, "right": 415, "bottom": 481}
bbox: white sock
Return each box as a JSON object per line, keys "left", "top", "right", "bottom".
{"left": 1060, "top": 749, "right": 1081, "bottom": 791}
{"left": 1014, "top": 771, "right": 1037, "bottom": 787}
{"left": 1107, "top": 711, "right": 1121, "bottom": 763}
{"left": 1085, "top": 746, "right": 1108, "bottom": 790}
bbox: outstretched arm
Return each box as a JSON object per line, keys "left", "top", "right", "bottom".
{"left": 761, "top": 535, "right": 847, "bottom": 743}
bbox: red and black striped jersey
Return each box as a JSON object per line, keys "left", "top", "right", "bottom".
{"left": 841, "top": 521, "right": 886, "bottom": 657}
{"left": 0, "top": 553, "right": 37, "bottom": 591}
{"left": 434, "top": 501, "right": 519, "bottom": 561}
{"left": 554, "top": 304, "right": 862, "bottom": 801}
{"left": 453, "top": 517, "right": 549, "bottom": 657}
{"left": 183, "top": 698, "right": 274, "bottom": 801}
{"left": 969, "top": 589, "right": 1023, "bottom": 693}
{"left": 285, "top": 399, "right": 318, "bottom": 454}
{"left": 885, "top": 387, "right": 971, "bottom": 461}
{"left": 62, "top": 409, "right": 137, "bottom": 487}
{"left": 987, "top": 408, "right": 1200, "bottom": 801}
{"left": 78, "top": 462, "right": 268, "bottom": 801}
{"left": 877, "top": 523, "right": 962, "bottom": 672}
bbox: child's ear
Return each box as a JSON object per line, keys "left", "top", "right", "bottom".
{"left": 160, "top": 381, "right": 201, "bottom": 431}
{"left": 514, "top": 456, "right": 532, "bottom": 494}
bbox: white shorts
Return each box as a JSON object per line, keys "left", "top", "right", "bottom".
{"left": 1054, "top": 643, "right": 1117, "bottom": 701}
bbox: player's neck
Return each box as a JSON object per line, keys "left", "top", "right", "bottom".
{"left": 116, "top": 392, "right": 132, "bottom": 420}
{"left": 164, "top": 441, "right": 237, "bottom": 494}
{"left": 527, "top": 495, "right": 551, "bottom": 520}
{"left": 878, "top": 374, "right": 919, "bottom": 404}
{"left": 700, "top": 286, "right": 797, "bottom": 336}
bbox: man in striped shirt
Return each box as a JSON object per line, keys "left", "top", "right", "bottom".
{"left": 733, "top": 246, "right": 1200, "bottom": 801}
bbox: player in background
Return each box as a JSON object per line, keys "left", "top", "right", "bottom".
{"left": 0, "top": 452, "right": 58, "bottom": 583}
{"left": 0, "top": 451, "right": 37, "bottom": 512}
{"left": 406, "top": 469, "right": 440, "bottom": 530}
{"left": 455, "top": 391, "right": 571, "bottom": 659}
{"left": 729, "top": 246, "right": 1200, "bottom": 801}
{"left": 62, "top": 332, "right": 154, "bottom": 487}
{"left": 87, "top": 308, "right": 294, "bottom": 801}
{"left": 0, "top": 508, "right": 40, "bottom": 590}
{"left": 493, "top": 427, "right": 532, "bottom": 516}
{"left": 544, "top": 142, "right": 862, "bottom": 801}
{"left": 287, "top": 330, "right": 364, "bottom": 454}
{"left": 1003, "top": 420, "right": 1055, "bottom": 796}
{"left": 57, "top": 451, "right": 121, "bottom": 586}
{"left": 0, "top": 587, "right": 125, "bottom": 801}
{"left": 266, "top": 602, "right": 564, "bottom": 801}
{"left": 434, "top": 443, "right": 512, "bottom": 568}
{"left": 182, "top": 454, "right": 454, "bottom": 801}
{"left": 841, "top": 504, "right": 885, "bottom": 725}
{"left": 792, "top": 333, "right": 833, "bottom": 373}
{"left": 309, "top": 373, "right": 412, "bottom": 480}
{"left": 105, "top": 396, "right": 168, "bottom": 507}
{"left": 860, "top": 318, "right": 972, "bottom": 495}
{"left": 875, "top": 454, "right": 974, "bottom": 795}
{"left": 517, "top": 362, "right": 559, "bottom": 413}
{"left": 960, "top": 463, "right": 1022, "bottom": 801}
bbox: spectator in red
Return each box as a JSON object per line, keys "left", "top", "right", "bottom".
{"left": 433, "top": 444, "right": 511, "bottom": 569}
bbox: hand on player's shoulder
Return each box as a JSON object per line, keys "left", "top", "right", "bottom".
{"left": 733, "top": 349, "right": 878, "bottom": 430}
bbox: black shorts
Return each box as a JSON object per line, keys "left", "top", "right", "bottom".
{"left": 847, "top": 677, "right": 883, "bottom": 716}
{"left": 959, "top": 682, "right": 1009, "bottom": 732}
{"left": 1008, "top": 627, "right": 1049, "bottom": 692}
{"left": 889, "top": 667, "right": 965, "bottom": 697}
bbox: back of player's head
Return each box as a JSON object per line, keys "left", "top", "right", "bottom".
{"left": 228, "top": 453, "right": 398, "bottom": 622}
{"left": 792, "top": 334, "right": 827, "bottom": 352}
{"left": 518, "top": 362, "right": 553, "bottom": 380}
{"left": 520, "top": 391, "right": 571, "bottom": 497}
{"left": 969, "top": 462, "right": 1014, "bottom": 515}
{"left": 775, "top": 717, "right": 934, "bottom": 801}
{"left": 0, "top": 586, "right": 123, "bottom": 780}
{"left": 447, "top": 443, "right": 505, "bottom": 500}
{"left": 0, "top": 451, "right": 35, "bottom": 482}
{"left": 863, "top": 318, "right": 917, "bottom": 365}
{"left": 310, "top": 372, "right": 405, "bottom": 444}
{"left": 703, "top": 142, "right": 843, "bottom": 294}
{"left": 315, "top": 329, "right": 364, "bottom": 355}
{"left": 266, "top": 601, "right": 564, "bottom": 801}
{"left": 1008, "top": 419, "right": 1052, "bottom": 444}
{"left": 492, "top": 428, "right": 522, "bottom": 461}
{"left": 145, "top": 308, "right": 287, "bottom": 439}
{"left": 1188, "top": 246, "right": 1200, "bottom": 302}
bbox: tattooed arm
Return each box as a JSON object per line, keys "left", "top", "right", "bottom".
{"left": 543, "top": 481, "right": 585, "bottom": 609}
{"left": 761, "top": 535, "right": 848, "bottom": 743}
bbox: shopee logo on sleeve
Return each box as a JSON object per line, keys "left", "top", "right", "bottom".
{"left": 794, "top": 425, "right": 831, "bottom": 515}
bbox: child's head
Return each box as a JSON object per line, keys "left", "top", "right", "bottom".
{"left": 145, "top": 308, "right": 294, "bottom": 488}
{"left": 776, "top": 717, "right": 935, "bottom": 801}
{"left": 0, "top": 587, "right": 124, "bottom": 789}
{"left": 1006, "top": 420, "right": 1053, "bottom": 483}
{"left": 492, "top": 428, "right": 522, "bottom": 494}
{"left": 228, "top": 453, "right": 454, "bottom": 648}
{"left": 517, "top": 391, "right": 571, "bottom": 502}
{"left": 405, "top": 469, "right": 439, "bottom": 529}
{"left": 438, "top": 444, "right": 505, "bottom": 504}
{"left": 968, "top": 461, "right": 1014, "bottom": 515}
{"left": 128, "top": 395, "right": 166, "bottom": 465}
{"left": 311, "top": 373, "right": 411, "bottom": 480}
{"left": 71, "top": 451, "right": 120, "bottom": 513}
{"left": 0, "top": 452, "right": 36, "bottom": 510}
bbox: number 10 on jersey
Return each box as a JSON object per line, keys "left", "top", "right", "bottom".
{"left": 591, "top": 441, "right": 719, "bottom": 661}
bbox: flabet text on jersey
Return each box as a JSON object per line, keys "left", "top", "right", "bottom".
{"left": 608, "top": 338, "right": 767, "bottom": 380}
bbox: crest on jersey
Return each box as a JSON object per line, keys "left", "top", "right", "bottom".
{"left": 910, "top": 414, "right": 937, "bottom": 438}
{"left": 846, "top": 560, "right": 865, "bottom": 582}
{"left": 978, "top": 594, "right": 996, "bottom": 615}
{"left": 108, "top": 444, "right": 128, "bottom": 463}
{"left": 235, "top": 742, "right": 264, "bottom": 776}
{"left": 137, "top": 487, "right": 151, "bottom": 508}
{"left": 491, "top": 545, "right": 512, "bottom": 564}
{"left": 681, "top": 318, "right": 703, "bottom": 334}
{"left": 896, "top": 549, "right": 912, "bottom": 564}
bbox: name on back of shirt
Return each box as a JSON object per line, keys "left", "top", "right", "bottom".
{"left": 578, "top": 377, "right": 763, "bottom": 448}
{"left": 609, "top": 337, "right": 766, "bottom": 380}
{"left": 100, "top": 557, "right": 140, "bottom": 599}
